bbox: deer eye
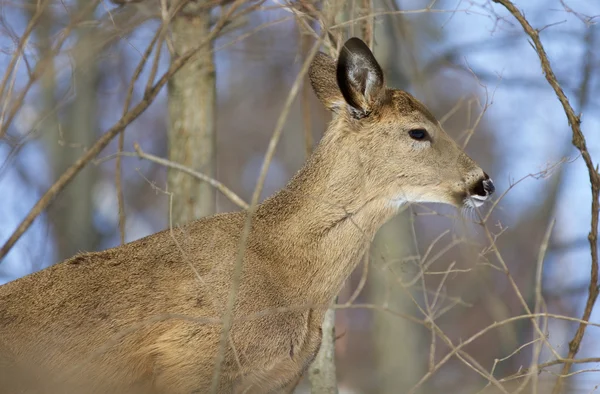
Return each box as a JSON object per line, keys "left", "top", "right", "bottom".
{"left": 408, "top": 129, "right": 427, "bottom": 140}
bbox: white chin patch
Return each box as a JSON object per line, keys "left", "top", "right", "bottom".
{"left": 464, "top": 195, "right": 487, "bottom": 208}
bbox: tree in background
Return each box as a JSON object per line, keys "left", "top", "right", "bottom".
{"left": 31, "top": 0, "right": 99, "bottom": 261}
{"left": 168, "top": 0, "right": 217, "bottom": 224}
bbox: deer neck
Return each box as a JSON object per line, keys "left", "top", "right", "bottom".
{"left": 255, "top": 122, "right": 400, "bottom": 305}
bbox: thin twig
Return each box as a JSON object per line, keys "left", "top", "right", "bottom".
{"left": 300, "top": 26, "right": 314, "bottom": 159}
{"left": 116, "top": 132, "right": 126, "bottom": 244}
{"left": 343, "top": 248, "right": 370, "bottom": 306}
{"left": 361, "top": 0, "right": 373, "bottom": 49}
{"left": 0, "top": 0, "right": 50, "bottom": 103}
{"left": 306, "top": 2, "right": 347, "bottom": 392}
{"left": 116, "top": 20, "right": 164, "bottom": 245}
{"left": 129, "top": 144, "right": 249, "bottom": 210}
{"left": 489, "top": 2, "right": 599, "bottom": 392}
{"left": 530, "top": 219, "right": 556, "bottom": 394}
{"left": 0, "top": 1, "right": 100, "bottom": 141}
{"left": 209, "top": 33, "right": 324, "bottom": 393}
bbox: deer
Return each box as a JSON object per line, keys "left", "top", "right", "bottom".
{"left": 0, "top": 37, "right": 495, "bottom": 394}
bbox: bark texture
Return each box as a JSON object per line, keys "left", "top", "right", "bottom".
{"left": 309, "top": 307, "right": 338, "bottom": 394}
{"left": 168, "top": 2, "right": 216, "bottom": 224}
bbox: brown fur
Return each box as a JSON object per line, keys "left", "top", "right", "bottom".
{"left": 0, "top": 38, "right": 492, "bottom": 393}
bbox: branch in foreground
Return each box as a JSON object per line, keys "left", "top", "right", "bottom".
{"left": 208, "top": 33, "right": 324, "bottom": 394}
{"left": 491, "top": 1, "right": 599, "bottom": 392}
{"left": 305, "top": 1, "right": 348, "bottom": 391}
{"left": 132, "top": 143, "right": 248, "bottom": 210}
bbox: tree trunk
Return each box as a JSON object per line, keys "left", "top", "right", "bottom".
{"left": 309, "top": 307, "right": 338, "bottom": 393}
{"left": 168, "top": 2, "right": 216, "bottom": 224}
{"left": 41, "top": 0, "right": 98, "bottom": 262}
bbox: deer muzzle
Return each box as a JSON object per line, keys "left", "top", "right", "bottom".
{"left": 467, "top": 173, "right": 495, "bottom": 208}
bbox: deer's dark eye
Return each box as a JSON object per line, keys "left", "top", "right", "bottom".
{"left": 408, "top": 129, "right": 427, "bottom": 140}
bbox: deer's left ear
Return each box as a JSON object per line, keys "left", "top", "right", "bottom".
{"left": 336, "top": 37, "right": 385, "bottom": 119}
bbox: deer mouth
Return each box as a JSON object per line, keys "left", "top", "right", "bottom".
{"left": 464, "top": 194, "right": 488, "bottom": 208}
{"left": 463, "top": 175, "right": 495, "bottom": 208}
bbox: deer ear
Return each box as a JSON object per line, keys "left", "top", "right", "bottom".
{"left": 309, "top": 52, "right": 345, "bottom": 112}
{"left": 337, "top": 37, "right": 384, "bottom": 118}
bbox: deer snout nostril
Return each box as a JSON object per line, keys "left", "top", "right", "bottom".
{"left": 470, "top": 176, "right": 495, "bottom": 198}
{"left": 483, "top": 178, "right": 495, "bottom": 195}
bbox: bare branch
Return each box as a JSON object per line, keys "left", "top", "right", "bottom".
{"left": 130, "top": 143, "right": 249, "bottom": 210}
{"left": 209, "top": 28, "right": 324, "bottom": 394}
{"left": 488, "top": 1, "right": 599, "bottom": 391}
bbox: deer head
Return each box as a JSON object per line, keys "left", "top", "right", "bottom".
{"left": 308, "top": 37, "right": 495, "bottom": 211}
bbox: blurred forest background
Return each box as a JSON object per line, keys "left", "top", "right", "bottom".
{"left": 0, "top": 0, "right": 599, "bottom": 393}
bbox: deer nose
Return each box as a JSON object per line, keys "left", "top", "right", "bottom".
{"left": 471, "top": 173, "right": 495, "bottom": 198}
{"left": 482, "top": 173, "right": 495, "bottom": 195}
